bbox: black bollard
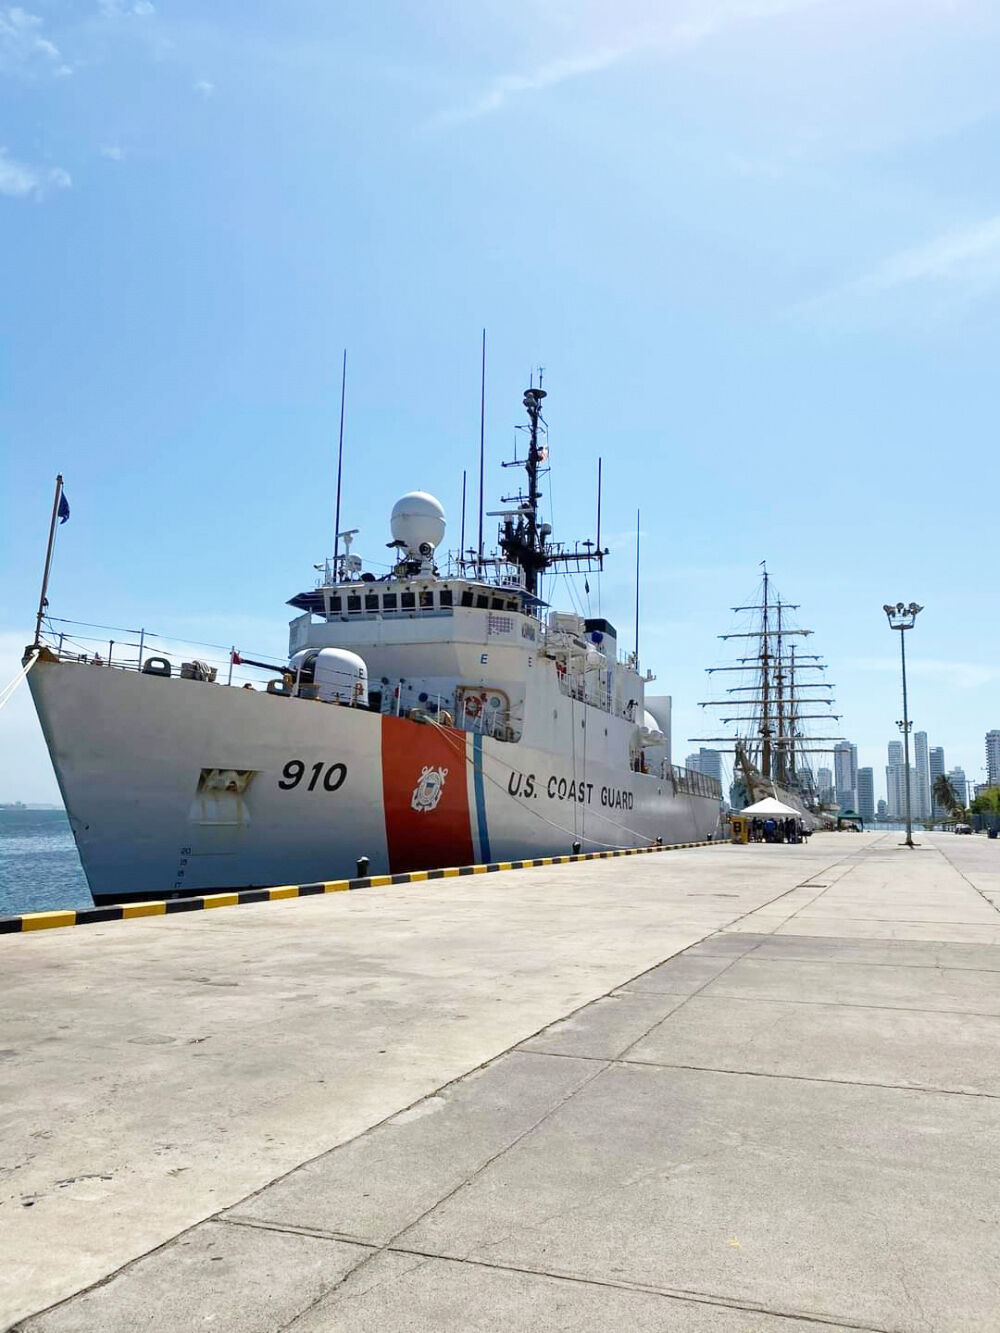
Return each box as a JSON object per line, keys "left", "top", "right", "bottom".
{"left": 356, "top": 856, "right": 370, "bottom": 878}
{"left": 572, "top": 841, "right": 582, "bottom": 855}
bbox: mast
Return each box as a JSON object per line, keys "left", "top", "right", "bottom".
{"left": 694, "top": 568, "right": 844, "bottom": 803}
{"left": 787, "top": 644, "right": 797, "bottom": 783}
{"left": 761, "top": 568, "right": 771, "bottom": 780}
{"left": 775, "top": 598, "right": 786, "bottom": 786}
{"left": 474, "top": 379, "right": 608, "bottom": 599}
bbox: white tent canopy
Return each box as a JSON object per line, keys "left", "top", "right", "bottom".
{"left": 740, "top": 796, "right": 802, "bottom": 818}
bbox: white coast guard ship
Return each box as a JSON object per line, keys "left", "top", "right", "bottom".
{"left": 27, "top": 384, "right": 721, "bottom": 905}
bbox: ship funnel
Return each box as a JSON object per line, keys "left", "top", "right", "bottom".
{"left": 390, "top": 492, "right": 446, "bottom": 560}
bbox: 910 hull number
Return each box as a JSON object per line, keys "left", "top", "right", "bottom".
{"left": 278, "top": 760, "right": 348, "bottom": 793}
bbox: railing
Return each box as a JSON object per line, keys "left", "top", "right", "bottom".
{"left": 671, "top": 765, "right": 723, "bottom": 801}
{"left": 35, "top": 617, "right": 522, "bottom": 739}
{"left": 37, "top": 618, "right": 286, "bottom": 690}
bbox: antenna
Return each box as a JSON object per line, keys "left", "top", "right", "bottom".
{"left": 478, "top": 377, "right": 608, "bottom": 596}
{"left": 596, "top": 457, "right": 602, "bottom": 554}
{"left": 459, "top": 468, "right": 467, "bottom": 568}
{"left": 477, "top": 328, "right": 486, "bottom": 577}
{"left": 634, "top": 507, "right": 640, "bottom": 664}
{"left": 332, "top": 349, "right": 347, "bottom": 573}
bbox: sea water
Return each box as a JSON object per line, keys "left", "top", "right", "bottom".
{"left": 0, "top": 809, "right": 91, "bottom": 916}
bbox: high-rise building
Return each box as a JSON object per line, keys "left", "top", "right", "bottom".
{"left": 857, "top": 768, "right": 875, "bottom": 823}
{"left": 886, "top": 741, "right": 903, "bottom": 818}
{"left": 877, "top": 798, "right": 887, "bottom": 818}
{"left": 816, "top": 767, "right": 835, "bottom": 805}
{"left": 948, "top": 767, "right": 968, "bottom": 808}
{"left": 685, "top": 748, "right": 722, "bottom": 787}
{"left": 987, "top": 731, "right": 1000, "bottom": 787}
{"left": 885, "top": 741, "right": 920, "bottom": 820}
{"left": 913, "top": 732, "right": 931, "bottom": 820}
{"left": 834, "top": 741, "right": 858, "bottom": 812}
{"left": 930, "top": 746, "right": 946, "bottom": 816}
{"left": 886, "top": 764, "right": 919, "bottom": 819}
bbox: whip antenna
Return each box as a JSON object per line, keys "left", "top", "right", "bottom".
{"left": 332, "top": 349, "right": 347, "bottom": 572}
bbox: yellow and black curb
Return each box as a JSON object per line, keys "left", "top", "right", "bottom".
{"left": 0, "top": 841, "right": 719, "bottom": 936}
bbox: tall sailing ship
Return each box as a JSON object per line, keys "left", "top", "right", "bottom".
{"left": 26, "top": 380, "right": 722, "bottom": 906}
{"left": 691, "top": 568, "right": 844, "bottom": 826}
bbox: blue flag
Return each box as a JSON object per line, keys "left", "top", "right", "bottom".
{"left": 58, "top": 491, "right": 70, "bottom": 524}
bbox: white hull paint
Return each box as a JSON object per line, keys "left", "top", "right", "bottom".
{"left": 30, "top": 658, "right": 721, "bottom": 905}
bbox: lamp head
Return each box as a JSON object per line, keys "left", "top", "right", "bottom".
{"left": 884, "top": 601, "right": 923, "bottom": 630}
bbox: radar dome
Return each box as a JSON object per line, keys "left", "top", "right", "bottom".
{"left": 642, "top": 709, "right": 663, "bottom": 736}
{"left": 391, "top": 492, "right": 446, "bottom": 557}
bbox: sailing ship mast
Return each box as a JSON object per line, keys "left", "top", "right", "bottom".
{"left": 691, "top": 567, "right": 844, "bottom": 804}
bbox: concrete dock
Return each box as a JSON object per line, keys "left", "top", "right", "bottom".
{"left": 4, "top": 832, "right": 1000, "bottom": 1330}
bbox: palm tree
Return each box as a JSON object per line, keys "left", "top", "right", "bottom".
{"left": 933, "top": 774, "right": 961, "bottom": 818}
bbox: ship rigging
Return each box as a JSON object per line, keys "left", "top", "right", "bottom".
{"left": 690, "top": 567, "right": 844, "bottom": 807}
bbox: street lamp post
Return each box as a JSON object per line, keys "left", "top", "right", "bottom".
{"left": 883, "top": 601, "right": 923, "bottom": 848}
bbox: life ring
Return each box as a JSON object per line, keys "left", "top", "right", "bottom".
{"left": 464, "top": 695, "right": 483, "bottom": 719}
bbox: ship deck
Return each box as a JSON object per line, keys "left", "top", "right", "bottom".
{"left": 5, "top": 832, "right": 1000, "bottom": 1331}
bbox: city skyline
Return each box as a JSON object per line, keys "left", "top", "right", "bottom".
{"left": 837, "top": 728, "right": 999, "bottom": 814}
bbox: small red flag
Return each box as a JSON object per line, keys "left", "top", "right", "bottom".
{"left": 231, "top": 650, "right": 242, "bottom": 665}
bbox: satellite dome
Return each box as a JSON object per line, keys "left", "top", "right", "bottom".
{"left": 642, "top": 709, "right": 663, "bottom": 735}
{"left": 391, "top": 492, "right": 446, "bottom": 557}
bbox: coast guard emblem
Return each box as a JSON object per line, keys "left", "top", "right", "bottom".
{"left": 411, "top": 765, "right": 448, "bottom": 813}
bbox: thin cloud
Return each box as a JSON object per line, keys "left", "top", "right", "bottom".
{"left": 0, "top": 147, "right": 71, "bottom": 200}
{"left": 862, "top": 215, "right": 1000, "bottom": 293}
{"left": 0, "top": 5, "right": 66, "bottom": 75}
{"left": 193, "top": 78, "right": 215, "bottom": 98}
{"left": 97, "top": 0, "right": 155, "bottom": 15}
{"left": 800, "top": 214, "right": 1000, "bottom": 321}
{"left": 429, "top": 0, "right": 825, "bottom": 128}
{"left": 846, "top": 657, "right": 1000, "bottom": 691}
{"left": 100, "top": 143, "right": 124, "bottom": 161}
{"left": 432, "top": 42, "right": 640, "bottom": 127}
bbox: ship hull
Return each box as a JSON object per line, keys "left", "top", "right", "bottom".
{"left": 30, "top": 658, "right": 721, "bottom": 905}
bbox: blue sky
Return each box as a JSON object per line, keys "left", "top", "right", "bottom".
{"left": 2, "top": 0, "right": 999, "bottom": 803}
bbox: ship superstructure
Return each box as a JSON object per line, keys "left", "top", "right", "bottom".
{"left": 27, "top": 382, "right": 722, "bottom": 905}
{"left": 691, "top": 568, "right": 844, "bottom": 822}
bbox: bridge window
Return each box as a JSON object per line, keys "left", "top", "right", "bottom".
{"left": 461, "top": 590, "right": 474, "bottom": 607}
{"left": 329, "top": 596, "right": 342, "bottom": 614}
{"left": 365, "top": 593, "right": 379, "bottom": 611}
{"left": 347, "top": 594, "right": 361, "bottom": 613}
{"left": 401, "top": 591, "right": 416, "bottom": 610}
{"left": 439, "top": 589, "right": 453, "bottom": 607}
{"left": 476, "top": 595, "right": 489, "bottom": 609}
{"left": 382, "top": 592, "right": 397, "bottom": 611}
{"left": 420, "top": 590, "right": 434, "bottom": 608}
